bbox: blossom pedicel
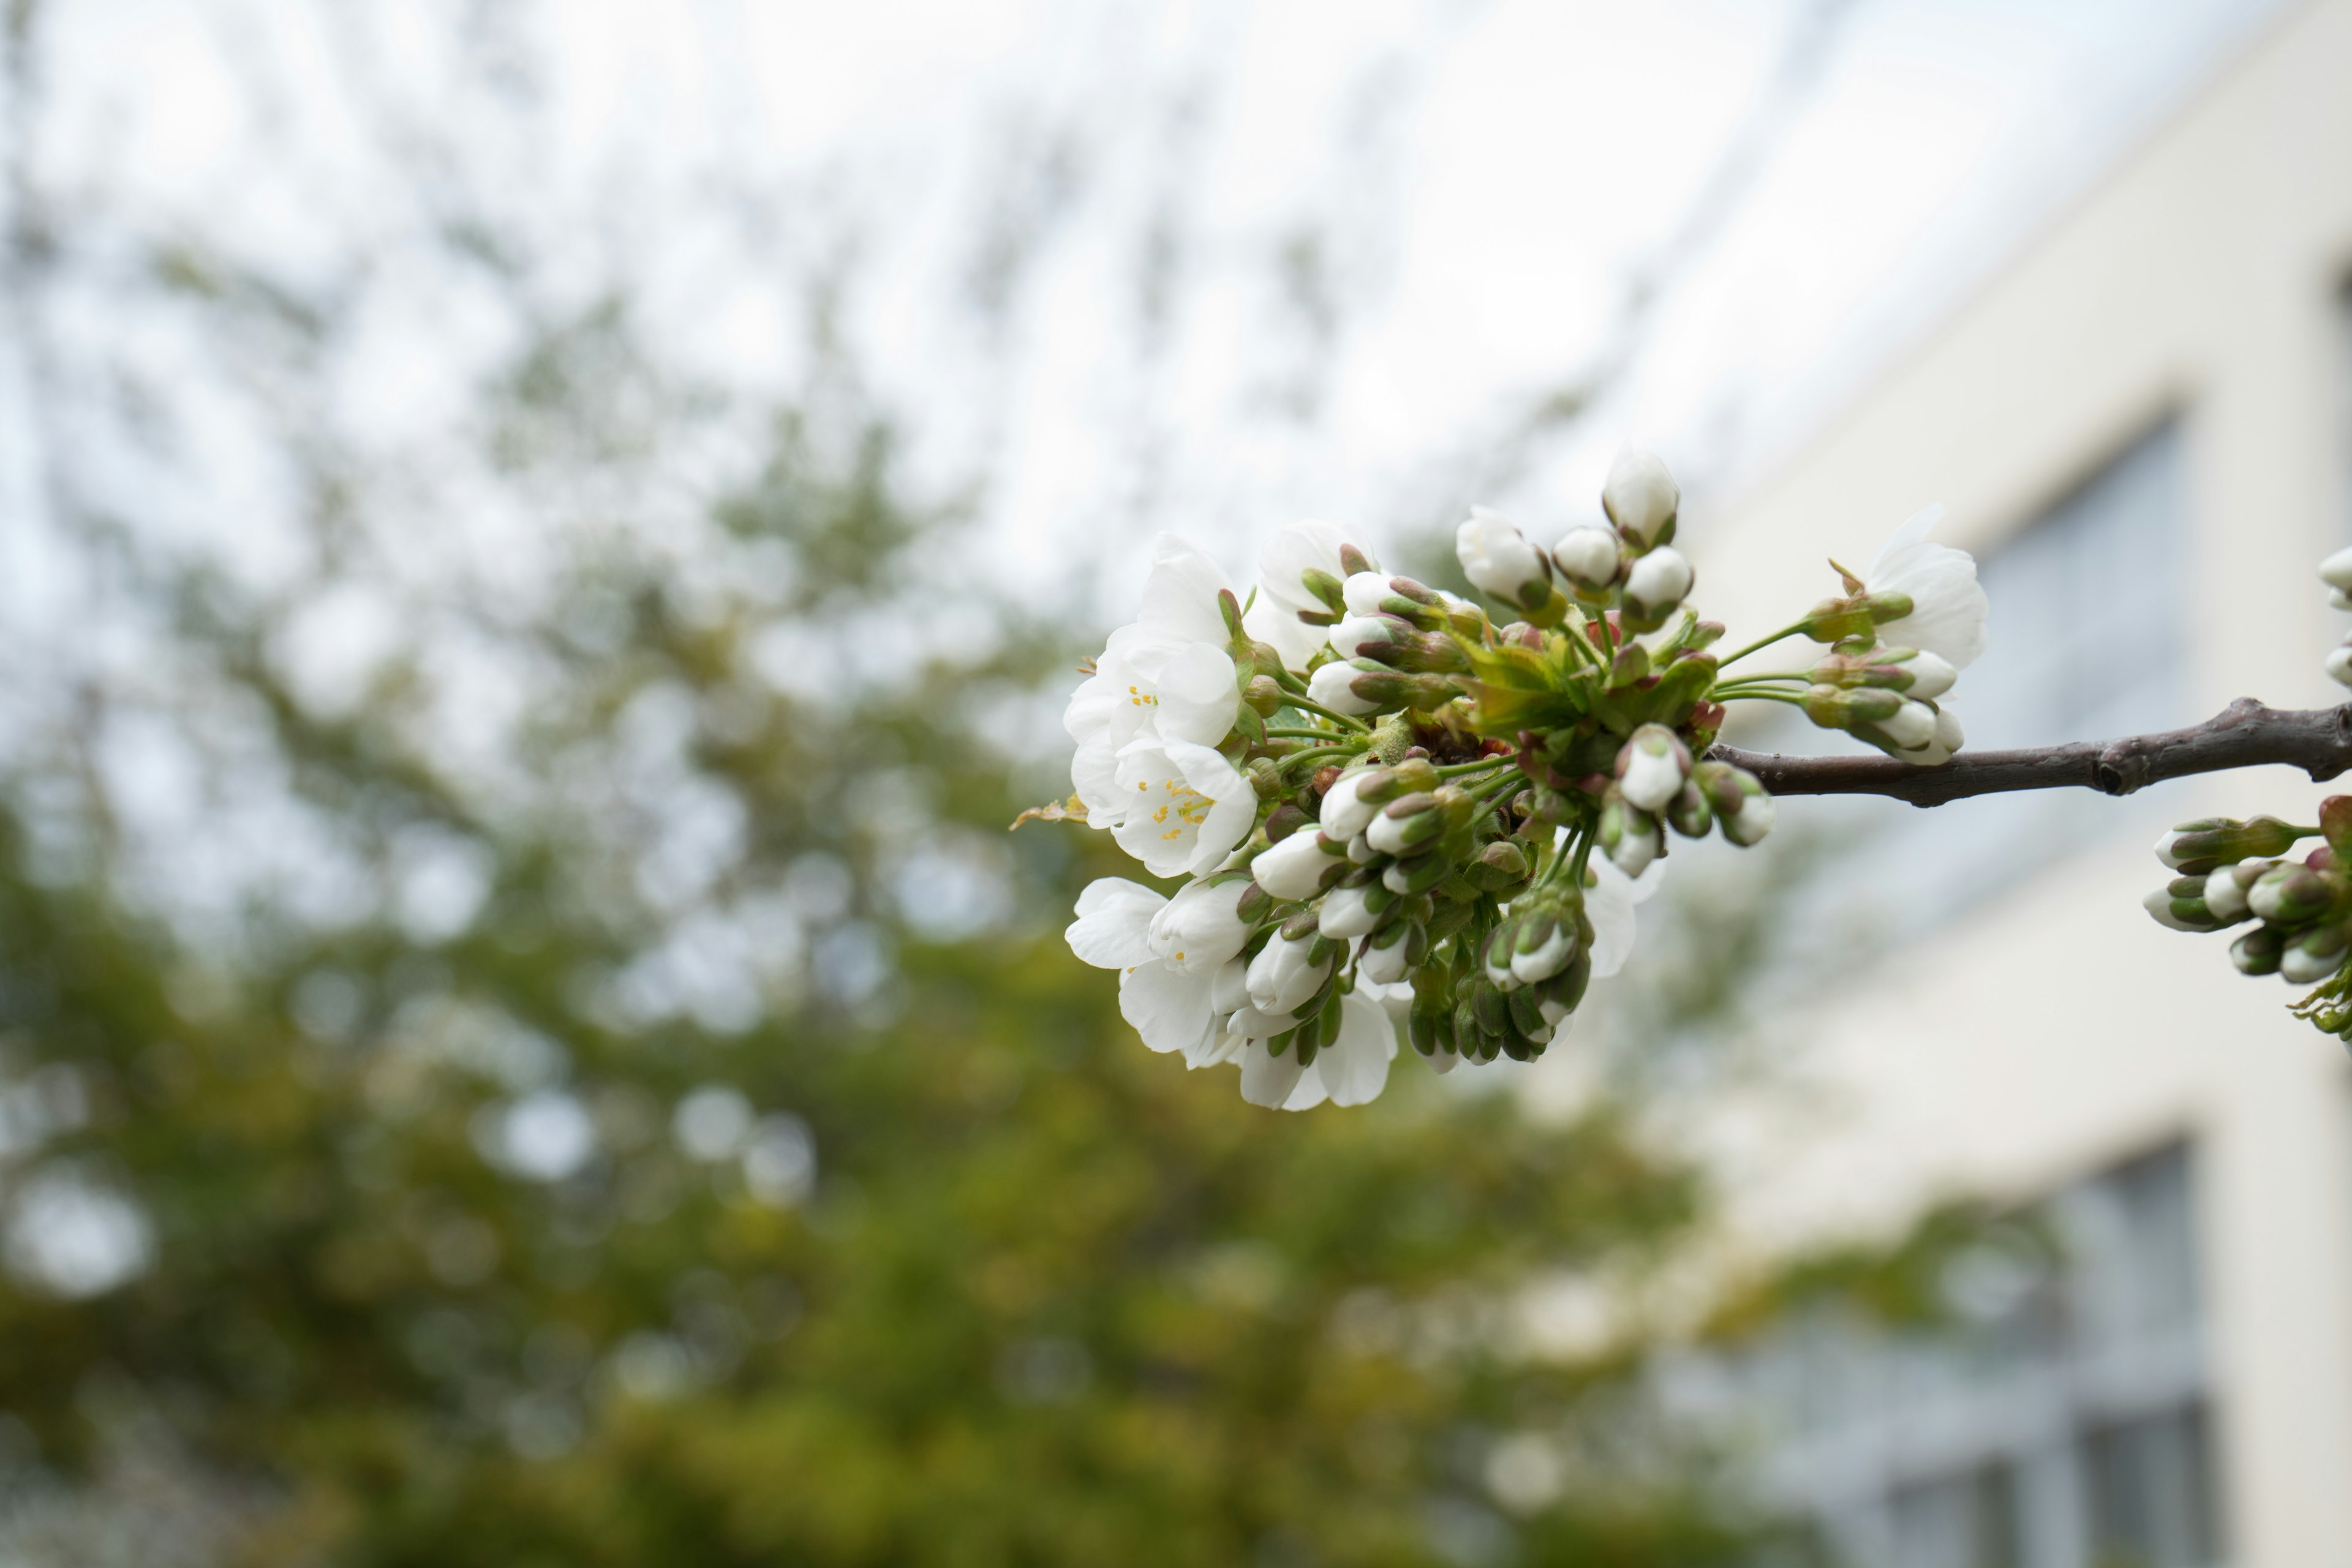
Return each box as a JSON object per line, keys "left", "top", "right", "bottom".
{"left": 1050, "top": 452, "right": 1989, "bottom": 1109}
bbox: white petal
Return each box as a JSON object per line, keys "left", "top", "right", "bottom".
{"left": 1153, "top": 641, "right": 1241, "bottom": 747}
{"left": 1586, "top": 856, "right": 1664, "bottom": 979}
{"left": 1314, "top": 992, "right": 1396, "bottom": 1107}
{"left": 1242, "top": 592, "right": 1327, "bottom": 671}
{"left": 1066, "top": 878, "right": 1166, "bottom": 968}
{"left": 1118, "top": 961, "right": 1219, "bottom": 1057}
{"left": 1137, "top": 533, "right": 1233, "bottom": 647}
{"left": 1071, "top": 737, "right": 1126, "bottom": 824}
{"left": 1238, "top": 1038, "right": 1310, "bottom": 1107}
{"left": 1279, "top": 1062, "right": 1331, "bottom": 1112}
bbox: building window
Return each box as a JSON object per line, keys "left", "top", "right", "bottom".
{"left": 1710, "top": 1143, "right": 2223, "bottom": 1568}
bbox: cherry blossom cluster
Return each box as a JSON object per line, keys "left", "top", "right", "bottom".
{"left": 1059, "top": 450, "right": 1990, "bottom": 1110}
{"left": 2146, "top": 548, "right": 2352, "bottom": 1042}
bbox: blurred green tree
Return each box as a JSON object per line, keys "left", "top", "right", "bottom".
{"left": 0, "top": 9, "right": 1966, "bottom": 1562}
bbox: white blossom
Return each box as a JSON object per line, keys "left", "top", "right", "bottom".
{"left": 1147, "top": 877, "right": 1257, "bottom": 974}
{"left": 1111, "top": 734, "right": 1256, "bottom": 878}
{"left": 1066, "top": 535, "right": 1242, "bottom": 824}
{"left": 1237, "top": 991, "right": 1396, "bottom": 1110}
{"left": 1243, "top": 519, "right": 1379, "bottom": 671}
{"left": 1865, "top": 506, "right": 1989, "bottom": 670}
{"left": 1455, "top": 507, "right": 1551, "bottom": 605}
{"left": 1584, "top": 856, "right": 1664, "bottom": 979}
{"left": 1600, "top": 447, "right": 1679, "bottom": 548}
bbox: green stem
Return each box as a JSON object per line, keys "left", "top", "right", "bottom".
{"left": 1721, "top": 690, "right": 1809, "bottom": 709}
{"left": 1264, "top": 726, "right": 1360, "bottom": 741}
{"left": 1717, "top": 620, "right": 1809, "bottom": 669}
{"left": 1434, "top": 757, "right": 1510, "bottom": 778}
{"left": 1285, "top": 696, "right": 1372, "bottom": 733}
{"left": 1279, "top": 745, "right": 1359, "bottom": 771}
{"left": 1569, "top": 820, "right": 1596, "bottom": 883}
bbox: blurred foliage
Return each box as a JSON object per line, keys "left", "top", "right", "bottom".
{"left": 0, "top": 333, "right": 1808, "bottom": 1562}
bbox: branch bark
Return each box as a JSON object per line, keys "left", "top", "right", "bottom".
{"left": 1708, "top": 698, "right": 2352, "bottom": 809}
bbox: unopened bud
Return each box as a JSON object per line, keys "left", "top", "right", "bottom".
{"left": 1615, "top": 723, "right": 1692, "bottom": 814}
{"left": 1691, "top": 760, "right": 1774, "bottom": 847}
{"left": 1319, "top": 767, "right": 1385, "bottom": 840}
{"left": 1464, "top": 839, "right": 1531, "bottom": 892}
{"left": 2248, "top": 864, "right": 2337, "bottom": 924}
{"left": 1599, "top": 795, "right": 1661, "bottom": 876}
{"left": 2328, "top": 639, "right": 2352, "bottom": 691}
{"left": 2282, "top": 925, "right": 2350, "bottom": 984}
{"left": 1457, "top": 507, "right": 1555, "bottom": 609}
{"left": 2322, "top": 547, "right": 2352, "bottom": 594}
{"left": 1601, "top": 447, "right": 1680, "bottom": 548}
{"left": 1510, "top": 908, "right": 1580, "bottom": 986}
{"left": 2143, "top": 886, "right": 2217, "bottom": 932}
{"left": 1665, "top": 780, "right": 1713, "bottom": 839}
{"left": 1317, "top": 883, "right": 1382, "bottom": 939}
{"left": 1551, "top": 525, "right": 1623, "bottom": 594}
{"left": 2231, "top": 925, "right": 2284, "bottom": 976}
{"left": 1252, "top": 829, "right": 1348, "bottom": 900}
{"left": 2155, "top": 815, "right": 2302, "bottom": 875}
{"left": 1367, "top": 792, "right": 1442, "bottom": 856}
{"left": 1623, "top": 546, "right": 1694, "bottom": 621}
{"left": 1306, "top": 660, "right": 1388, "bottom": 717}
{"left": 2204, "top": 861, "right": 2261, "bottom": 923}
{"left": 1329, "top": 613, "right": 1412, "bottom": 661}
{"left": 1382, "top": 850, "right": 1450, "bottom": 896}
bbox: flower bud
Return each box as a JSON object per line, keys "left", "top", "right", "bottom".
{"left": 1622, "top": 546, "right": 1694, "bottom": 619}
{"left": 2323, "top": 546, "right": 2352, "bottom": 594}
{"left": 1297, "top": 567, "right": 1348, "bottom": 616}
{"left": 1359, "top": 920, "right": 1419, "bottom": 985}
{"left": 2204, "top": 862, "right": 2261, "bottom": 923}
{"left": 1601, "top": 447, "right": 1680, "bottom": 548}
{"left": 1463, "top": 839, "right": 1531, "bottom": 892}
{"left": 2332, "top": 587, "right": 2352, "bottom": 612}
{"left": 2143, "top": 886, "right": 2217, "bottom": 932}
{"left": 1382, "top": 851, "right": 1450, "bottom": 895}
{"left": 2282, "top": 925, "right": 2350, "bottom": 984}
{"left": 2231, "top": 925, "right": 2283, "bottom": 976}
{"left": 1306, "top": 660, "right": 1386, "bottom": 716}
{"left": 1879, "top": 699, "right": 1937, "bottom": 752}
{"left": 1481, "top": 925, "right": 1520, "bottom": 990}
{"left": 1319, "top": 768, "right": 1385, "bottom": 842}
{"left": 1615, "top": 723, "right": 1692, "bottom": 814}
{"left": 1246, "top": 930, "right": 1333, "bottom": 1016}
{"left": 1455, "top": 507, "right": 1554, "bottom": 608}
{"left": 2328, "top": 639, "right": 2352, "bottom": 691}
{"left": 1510, "top": 908, "right": 1580, "bottom": 986}
{"left": 1551, "top": 525, "right": 1622, "bottom": 593}
{"left": 1904, "top": 650, "right": 1957, "bottom": 701}
{"left": 1665, "top": 780, "right": 1713, "bottom": 839}
{"left": 2155, "top": 815, "right": 2302, "bottom": 876}
{"left": 1689, "top": 760, "right": 1773, "bottom": 847}
{"left": 1367, "top": 792, "right": 1442, "bottom": 856}
{"left": 1329, "top": 613, "right": 1412, "bottom": 661}
{"left": 2248, "top": 864, "right": 2337, "bottom": 924}
{"left": 1599, "top": 796, "right": 1660, "bottom": 876}
{"left": 1317, "top": 883, "right": 1384, "bottom": 939}
{"left": 1252, "top": 830, "right": 1346, "bottom": 900}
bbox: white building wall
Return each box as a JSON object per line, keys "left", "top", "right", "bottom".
{"left": 1694, "top": 2, "right": 2352, "bottom": 1560}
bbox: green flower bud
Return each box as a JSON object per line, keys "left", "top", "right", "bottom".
{"left": 2248, "top": 865, "right": 2337, "bottom": 925}
{"left": 1665, "top": 780, "right": 1713, "bottom": 839}
{"left": 2231, "top": 925, "right": 2284, "bottom": 976}
{"left": 2155, "top": 815, "right": 2302, "bottom": 876}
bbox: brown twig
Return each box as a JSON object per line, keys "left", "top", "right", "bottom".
{"left": 1709, "top": 698, "right": 2352, "bottom": 809}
